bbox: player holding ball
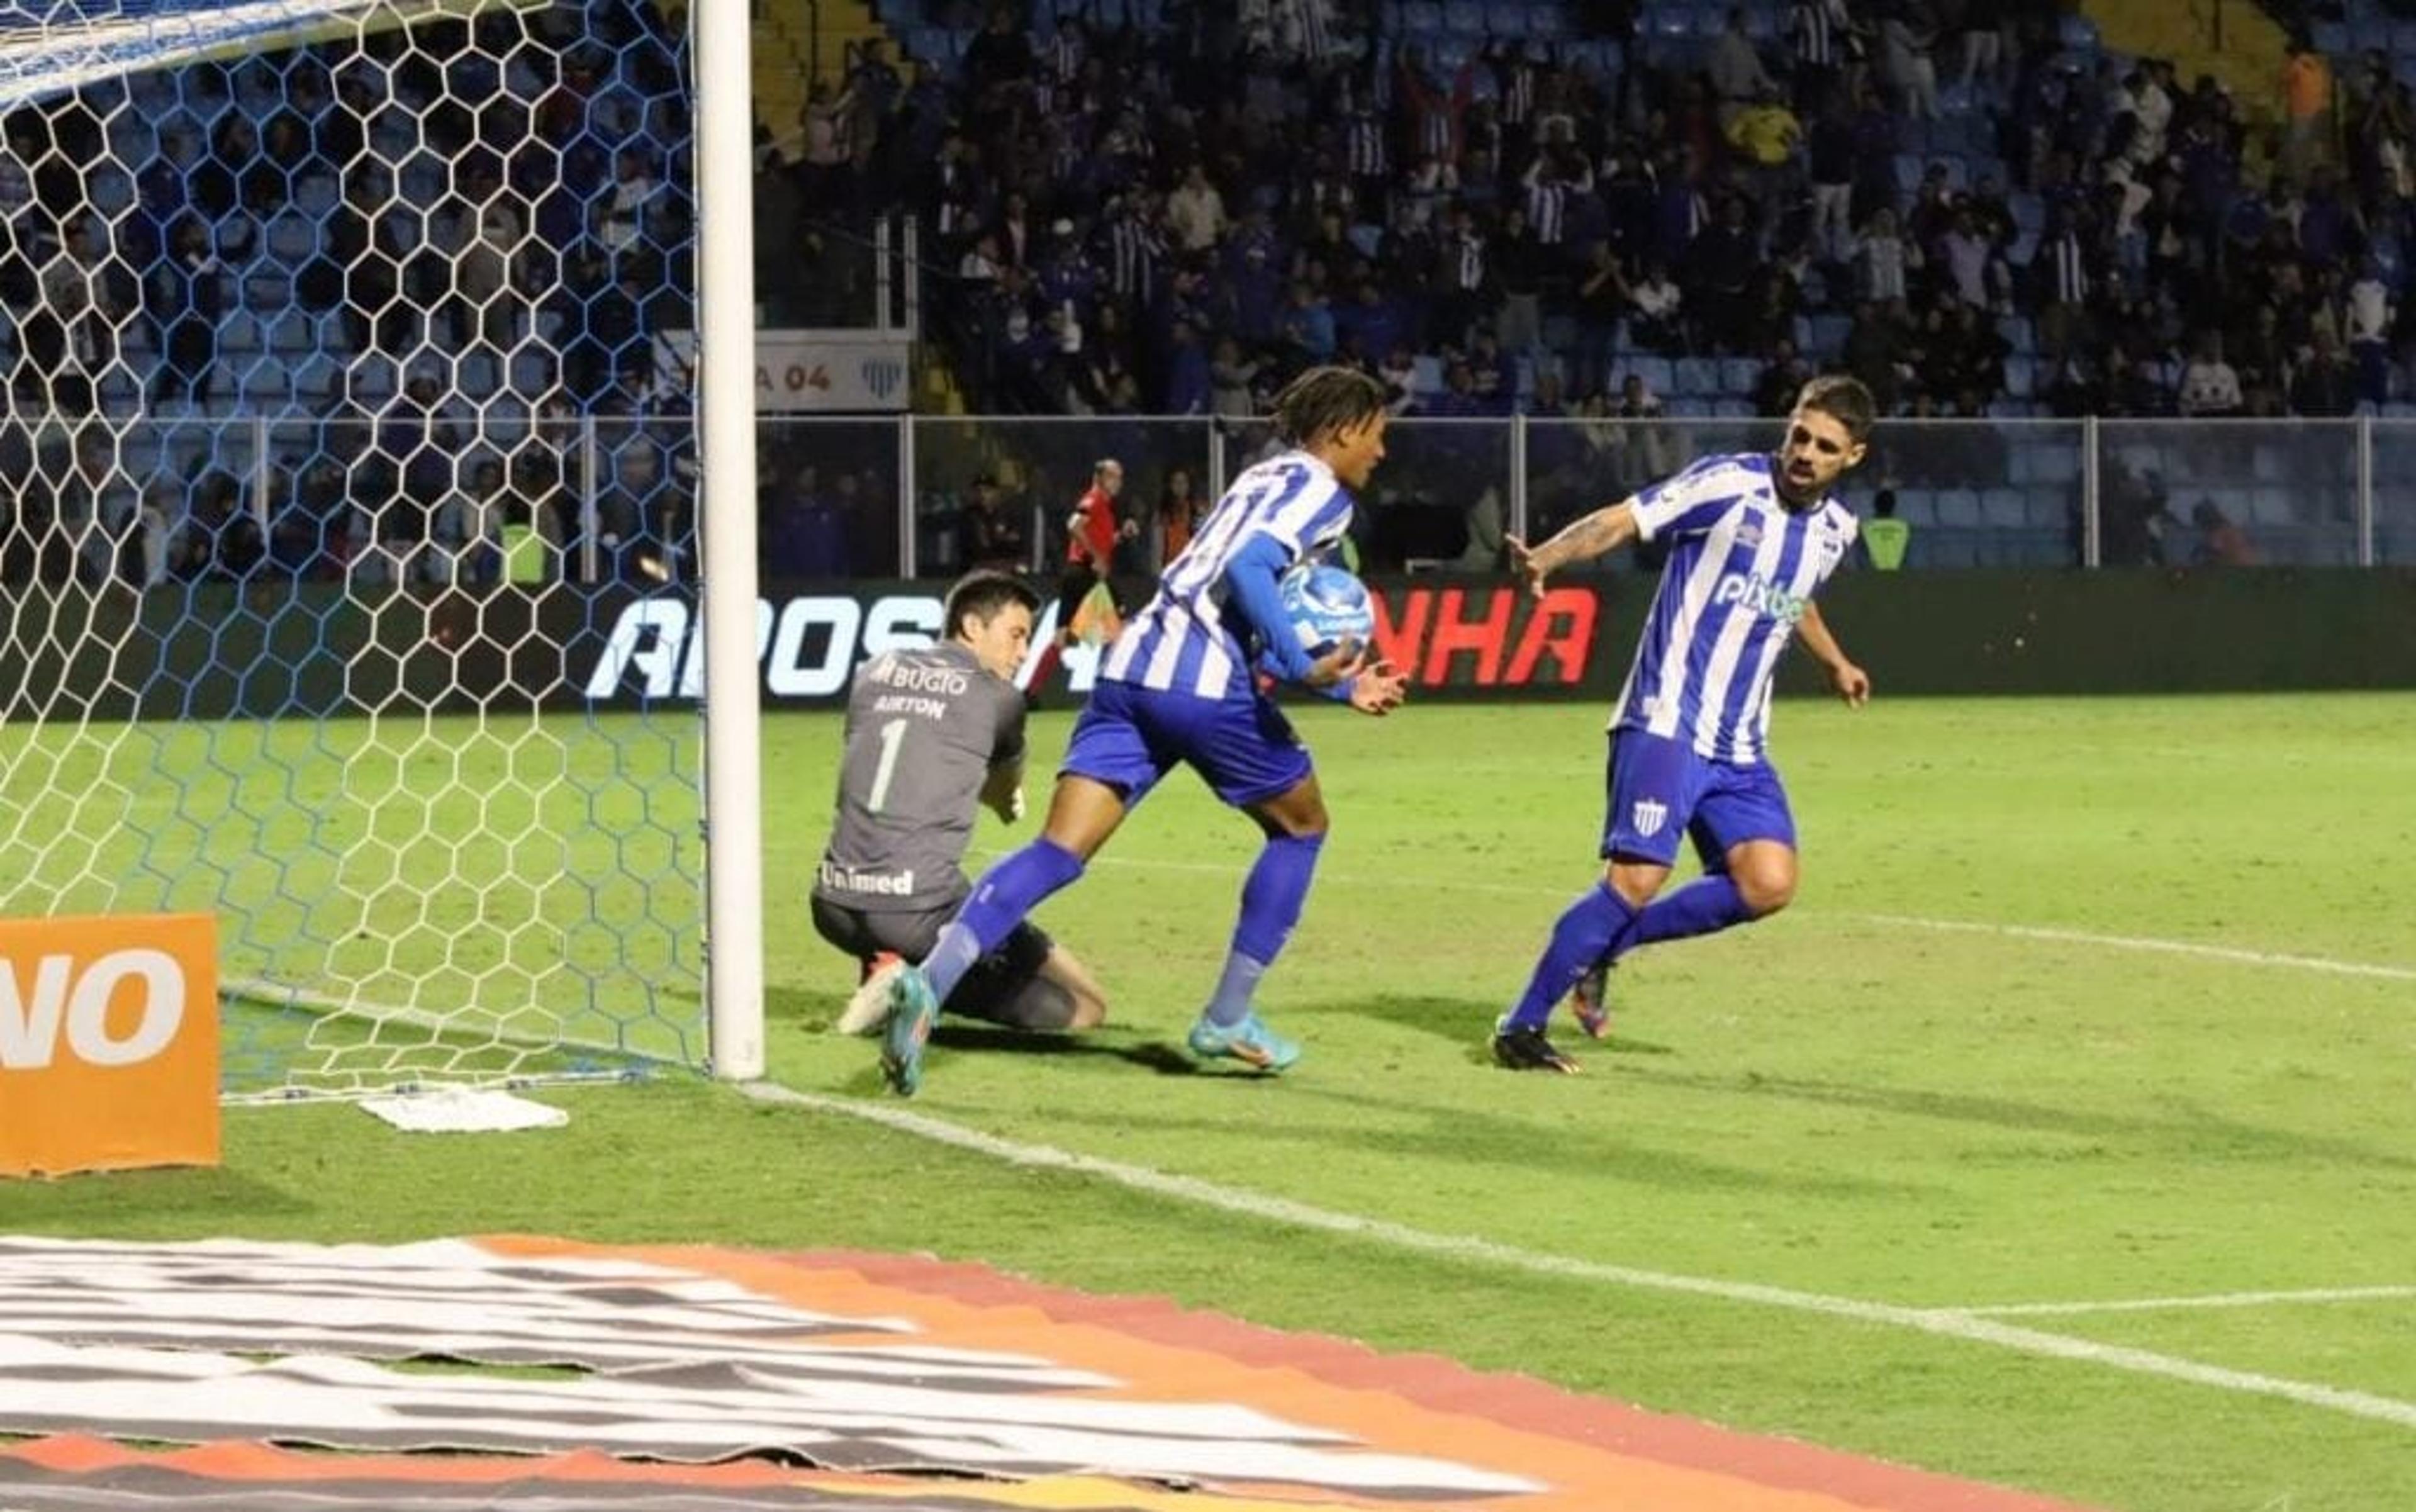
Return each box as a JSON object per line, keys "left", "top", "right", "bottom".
{"left": 856, "top": 367, "right": 1407, "bottom": 1093}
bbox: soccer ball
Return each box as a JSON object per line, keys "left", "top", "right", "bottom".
{"left": 1278, "top": 562, "right": 1377, "bottom": 656}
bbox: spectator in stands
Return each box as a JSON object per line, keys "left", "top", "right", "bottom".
{"left": 147, "top": 216, "right": 221, "bottom": 408}
{"left": 2176, "top": 335, "right": 2244, "bottom": 418}
{"left": 1708, "top": 9, "right": 1779, "bottom": 126}
{"left": 1859, "top": 488, "right": 1911, "bottom": 569}
{"left": 2280, "top": 37, "right": 2334, "bottom": 182}
{"left": 1880, "top": 3, "right": 1940, "bottom": 121}
{"left": 1754, "top": 338, "right": 1813, "bottom": 415}
{"left": 2190, "top": 498, "right": 2258, "bottom": 567}
{"left": 1156, "top": 468, "right": 1207, "bottom": 564}
{"left": 2291, "top": 328, "right": 2359, "bottom": 417}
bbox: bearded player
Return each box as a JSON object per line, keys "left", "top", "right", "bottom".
{"left": 1491, "top": 375, "right": 1879, "bottom": 1073}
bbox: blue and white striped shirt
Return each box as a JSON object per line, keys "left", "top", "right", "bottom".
{"left": 1100, "top": 451, "right": 1352, "bottom": 700}
{"left": 1610, "top": 452, "right": 1859, "bottom": 764}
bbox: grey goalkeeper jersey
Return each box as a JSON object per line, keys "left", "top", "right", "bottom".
{"left": 814, "top": 641, "right": 1026, "bottom": 913}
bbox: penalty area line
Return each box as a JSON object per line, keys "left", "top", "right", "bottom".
{"left": 992, "top": 851, "right": 2416, "bottom": 983}
{"left": 742, "top": 1080, "right": 2416, "bottom": 1432}
{"left": 1949, "top": 1285, "right": 2416, "bottom": 1318}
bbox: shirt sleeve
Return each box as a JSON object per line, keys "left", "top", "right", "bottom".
{"left": 991, "top": 685, "right": 1028, "bottom": 768}
{"left": 1222, "top": 531, "right": 1320, "bottom": 682}
{"left": 1245, "top": 465, "right": 1353, "bottom": 564}
{"left": 1631, "top": 455, "right": 1745, "bottom": 542}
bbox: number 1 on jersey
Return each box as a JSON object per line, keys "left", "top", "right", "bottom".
{"left": 865, "top": 718, "right": 909, "bottom": 814}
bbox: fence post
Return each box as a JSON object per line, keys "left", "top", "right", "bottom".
{"left": 1509, "top": 413, "right": 1528, "bottom": 551}
{"left": 2357, "top": 413, "right": 2375, "bottom": 568}
{"left": 898, "top": 413, "right": 917, "bottom": 578}
{"left": 2081, "top": 415, "right": 2101, "bottom": 569}
{"left": 250, "top": 412, "right": 272, "bottom": 535}
{"left": 579, "top": 415, "right": 600, "bottom": 584}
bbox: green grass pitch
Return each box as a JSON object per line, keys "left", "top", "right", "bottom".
{"left": 4, "top": 693, "right": 2413, "bottom": 1511}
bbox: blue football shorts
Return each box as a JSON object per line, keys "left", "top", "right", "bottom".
{"left": 1599, "top": 726, "right": 1797, "bottom": 870}
{"left": 1061, "top": 678, "right": 1313, "bottom": 809}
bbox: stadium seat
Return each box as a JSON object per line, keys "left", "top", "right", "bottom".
{"left": 1629, "top": 356, "right": 1674, "bottom": 395}
{"left": 1443, "top": 1, "right": 1487, "bottom": 35}
{"left": 1713, "top": 398, "right": 1755, "bottom": 417}
{"left": 1718, "top": 357, "right": 1758, "bottom": 395}
{"left": 2352, "top": 20, "right": 2390, "bottom": 55}
{"left": 2249, "top": 490, "right": 2297, "bottom": 527}
{"left": 2023, "top": 491, "right": 2069, "bottom": 530}
{"left": 1980, "top": 488, "right": 2025, "bottom": 529}
{"left": 2314, "top": 21, "right": 2349, "bottom": 55}
{"left": 1484, "top": 2, "right": 1529, "bottom": 35}
{"left": 1403, "top": 1, "right": 1443, "bottom": 35}
{"left": 1893, "top": 490, "right": 1938, "bottom": 528}
{"left": 2005, "top": 357, "right": 2034, "bottom": 398}
{"left": 1674, "top": 357, "right": 1720, "bottom": 396}
{"left": 1663, "top": 397, "right": 1711, "bottom": 417}
{"left": 1935, "top": 489, "right": 1983, "bottom": 527}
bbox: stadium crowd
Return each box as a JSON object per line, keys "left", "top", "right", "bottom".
{"left": 769, "top": 0, "right": 2416, "bottom": 432}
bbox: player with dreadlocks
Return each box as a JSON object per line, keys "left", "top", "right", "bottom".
{"left": 856, "top": 366, "right": 1409, "bottom": 1093}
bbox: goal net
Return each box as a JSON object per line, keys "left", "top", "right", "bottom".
{"left": 0, "top": 0, "right": 709, "bottom": 1098}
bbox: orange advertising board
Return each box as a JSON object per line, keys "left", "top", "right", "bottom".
{"left": 0, "top": 913, "right": 220, "bottom": 1177}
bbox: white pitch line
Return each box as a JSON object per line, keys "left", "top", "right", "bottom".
{"left": 1953, "top": 1286, "right": 2416, "bottom": 1318}
{"left": 1000, "top": 851, "right": 2416, "bottom": 983}
{"left": 742, "top": 1082, "right": 2416, "bottom": 1432}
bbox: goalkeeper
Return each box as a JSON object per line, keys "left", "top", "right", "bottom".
{"left": 816, "top": 571, "right": 1109, "bottom": 1039}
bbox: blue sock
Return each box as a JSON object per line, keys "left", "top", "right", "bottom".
{"left": 1626, "top": 874, "right": 1753, "bottom": 951}
{"left": 1502, "top": 883, "right": 1637, "bottom": 1034}
{"left": 1203, "top": 832, "right": 1324, "bottom": 1027}
{"left": 923, "top": 839, "right": 1085, "bottom": 1004}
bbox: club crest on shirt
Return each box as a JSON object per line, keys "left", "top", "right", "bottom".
{"left": 1736, "top": 520, "right": 1764, "bottom": 547}
{"left": 1631, "top": 798, "right": 1669, "bottom": 837}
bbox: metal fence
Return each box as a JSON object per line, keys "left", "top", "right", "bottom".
{"left": 881, "top": 415, "right": 2415, "bottom": 578}
{"left": 23, "top": 415, "right": 2411, "bottom": 591}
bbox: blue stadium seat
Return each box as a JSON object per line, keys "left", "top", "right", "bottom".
{"left": 1485, "top": 3, "right": 1530, "bottom": 35}
{"left": 1894, "top": 490, "right": 1938, "bottom": 528}
{"left": 1935, "top": 490, "right": 1983, "bottom": 527}
{"left": 2005, "top": 357, "right": 2034, "bottom": 398}
{"left": 2249, "top": 490, "right": 2296, "bottom": 527}
{"left": 1402, "top": 1, "right": 1445, "bottom": 35}
{"left": 1809, "top": 314, "right": 1850, "bottom": 353}
{"left": 1713, "top": 398, "right": 1755, "bottom": 417}
{"left": 1718, "top": 357, "right": 1759, "bottom": 394}
{"left": 2023, "top": 492, "right": 2069, "bottom": 530}
{"left": 1629, "top": 356, "right": 1675, "bottom": 395}
{"left": 1528, "top": 2, "right": 1572, "bottom": 37}
{"left": 1663, "top": 396, "right": 1712, "bottom": 417}
{"left": 1980, "top": 488, "right": 2025, "bottom": 529}
{"left": 2314, "top": 21, "right": 2350, "bottom": 55}
{"left": 1443, "top": 1, "right": 1487, "bottom": 35}
{"left": 1674, "top": 357, "right": 1720, "bottom": 395}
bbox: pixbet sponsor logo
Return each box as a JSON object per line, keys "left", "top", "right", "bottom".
{"left": 1712, "top": 571, "right": 1809, "bottom": 624}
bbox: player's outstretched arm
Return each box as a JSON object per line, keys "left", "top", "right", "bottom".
{"left": 1796, "top": 601, "right": 1871, "bottom": 707}
{"left": 1506, "top": 501, "right": 1640, "bottom": 596}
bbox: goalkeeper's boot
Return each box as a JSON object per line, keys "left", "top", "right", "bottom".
{"left": 1492, "top": 1019, "right": 1581, "bottom": 1073}
{"left": 837, "top": 954, "right": 905, "bottom": 1036}
{"left": 1187, "top": 1012, "right": 1300, "bottom": 1072}
{"left": 1565, "top": 958, "right": 1614, "bottom": 1041}
{"left": 879, "top": 965, "right": 940, "bottom": 1097}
